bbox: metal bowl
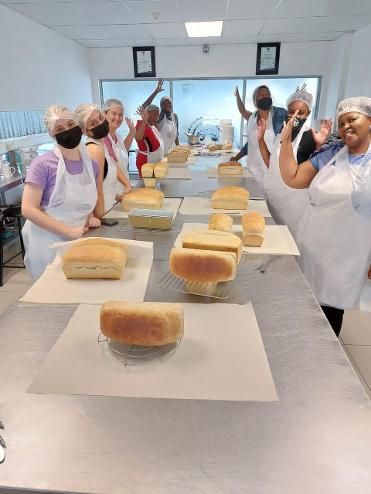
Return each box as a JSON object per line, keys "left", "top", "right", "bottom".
{"left": 185, "top": 133, "right": 200, "bottom": 145}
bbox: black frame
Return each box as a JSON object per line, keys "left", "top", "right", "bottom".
{"left": 132, "top": 46, "right": 156, "bottom": 78}
{"left": 256, "top": 43, "right": 281, "bottom": 75}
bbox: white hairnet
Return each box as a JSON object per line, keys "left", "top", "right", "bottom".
{"left": 44, "top": 105, "right": 75, "bottom": 137}
{"left": 145, "top": 104, "right": 159, "bottom": 112}
{"left": 103, "top": 98, "right": 124, "bottom": 112}
{"left": 286, "top": 84, "right": 313, "bottom": 110}
{"left": 74, "top": 103, "right": 101, "bottom": 132}
{"left": 160, "top": 96, "right": 172, "bottom": 106}
{"left": 336, "top": 96, "right": 371, "bottom": 119}
{"left": 252, "top": 85, "right": 270, "bottom": 106}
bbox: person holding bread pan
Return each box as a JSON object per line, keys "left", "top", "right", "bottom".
{"left": 279, "top": 96, "right": 371, "bottom": 336}
{"left": 135, "top": 104, "right": 165, "bottom": 177}
{"left": 267, "top": 85, "right": 331, "bottom": 239}
{"left": 75, "top": 103, "right": 132, "bottom": 218}
{"left": 21, "top": 105, "right": 101, "bottom": 280}
{"left": 231, "top": 85, "right": 287, "bottom": 196}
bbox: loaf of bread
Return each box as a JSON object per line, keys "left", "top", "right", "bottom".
{"left": 181, "top": 230, "right": 242, "bottom": 263}
{"left": 74, "top": 238, "right": 128, "bottom": 253}
{"left": 122, "top": 188, "right": 164, "bottom": 211}
{"left": 143, "top": 177, "right": 157, "bottom": 187}
{"left": 141, "top": 163, "right": 154, "bottom": 178}
{"left": 211, "top": 186, "right": 249, "bottom": 210}
{"left": 154, "top": 162, "right": 169, "bottom": 178}
{"left": 62, "top": 244, "right": 127, "bottom": 279}
{"left": 166, "top": 151, "right": 188, "bottom": 163}
{"left": 208, "top": 213, "right": 233, "bottom": 232}
{"left": 207, "top": 143, "right": 222, "bottom": 152}
{"left": 218, "top": 162, "right": 243, "bottom": 176}
{"left": 169, "top": 247, "right": 236, "bottom": 282}
{"left": 242, "top": 211, "right": 265, "bottom": 247}
{"left": 100, "top": 301, "right": 184, "bottom": 346}
{"left": 222, "top": 142, "right": 233, "bottom": 151}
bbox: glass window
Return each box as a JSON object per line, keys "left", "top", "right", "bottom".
{"left": 172, "top": 79, "right": 243, "bottom": 147}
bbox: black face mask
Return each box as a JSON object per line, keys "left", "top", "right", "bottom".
{"left": 91, "top": 119, "right": 110, "bottom": 139}
{"left": 256, "top": 97, "right": 272, "bottom": 111}
{"left": 55, "top": 125, "right": 82, "bottom": 149}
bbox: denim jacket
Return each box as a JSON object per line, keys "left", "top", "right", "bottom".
{"left": 240, "top": 106, "right": 287, "bottom": 156}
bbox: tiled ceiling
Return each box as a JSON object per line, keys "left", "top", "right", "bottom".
{"left": 1, "top": 0, "right": 371, "bottom": 47}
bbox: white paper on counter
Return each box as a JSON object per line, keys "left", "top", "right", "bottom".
{"left": 21, "top": 238, "right": 153, "bottom": 304}
{"left": 163, "top": 168, "right": 192, "bottom": 180}
{"left": 103, "top": 198, "right": 181, "bottom": 219}
{"left": 360, "top": 282, "right": 371, "bottom": 312}
{"left": 28, "top": 303, "right": 278, "bottom": 402}
{"left": 174, "top": 223, "right": 300, "bottom": 256}
{"left": 179, "top": 197, "right": 271, "bottom": 217}
{"left": 207, "top": 167, "right": 253, "bottom": 178}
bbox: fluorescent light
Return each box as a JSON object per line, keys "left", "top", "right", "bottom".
{"left": 185, "top": 21, "right": 223, "bottom": 38}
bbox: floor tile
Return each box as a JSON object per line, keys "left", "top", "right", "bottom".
{"left": 0, "top": 291, "right": 20, "bottom": 315}
{"left": 340, "top": 309, "right": 371, "bottom": 345}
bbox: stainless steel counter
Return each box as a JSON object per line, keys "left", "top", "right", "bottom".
{"left": 0, "top": 163, "right": 370, "bottom": 494}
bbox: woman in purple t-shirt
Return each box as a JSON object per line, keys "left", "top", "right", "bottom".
{"left": 21, "top": 105, "right": 101, "bottom": 280}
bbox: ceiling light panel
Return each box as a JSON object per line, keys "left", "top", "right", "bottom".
{"left": 185, "top": 21, "right": 223, "bottom": 37}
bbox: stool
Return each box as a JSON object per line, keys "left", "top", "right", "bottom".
{"left": 0, "top": 205, "right": 25, "bottom": 287}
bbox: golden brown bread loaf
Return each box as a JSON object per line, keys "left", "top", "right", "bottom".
{"left": 181, "top": 230, "right": 242, "bottom": 263}
{"left": 74, "top": 238, "right": 128, "bottom": 253}
{"left": 62, "top": 244, "right": 127, "bottom": 279}
{"left": 169, "top": 247, "right": 237, "bottom": 282}
{"left": 242, "top": 212, "right": 265, "bottom": 247}
{"left": 100, "top": 301, "right": 184, "bottom": 346}
{"left": 218, "top": 162, "right": 243, "bottom": 176}
{"left": 222, "top": 142, "right": 233, "bottom": 151}
{"left": 141, "top": 163, "right": 154, "bottom": 178}
{"left": 211, "top": 186, "right": 249, "bottom": 210}
{"left": 166, "top": 151, "right": 188, "bottom": 163}
{"left": 207, "top": 143, "right": 223, "bottom": 151}
{"left": 208, "top": 213, "right": 233, "bottom": 232}
{"left": 154, "top": 162, "right": 169, "bottom": 178}
{"left": 122, "top": 188, "right": 164, "bottom": 211}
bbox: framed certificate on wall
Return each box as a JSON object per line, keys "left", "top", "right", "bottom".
{"left": 133, "top": 46, "right": 156, "bottom": 78}
{"left": 256, "top": 43, "right": 281, "bottom": 75}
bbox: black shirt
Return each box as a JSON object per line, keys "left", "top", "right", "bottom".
{"left": 295, "top": 130, "right": 316, "bottom": 165}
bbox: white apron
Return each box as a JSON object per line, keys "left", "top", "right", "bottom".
{"left": 246, "top": 112, "right": 275, "bottom": 197}
{"left": 297, "top": 143, "right": 371, "bottom": 310}
{"left": 22, "top": 144, "right": 98, "bottom": 280}
{"left": 267, "top": 122, "right": 310, "bottom": 239}
{"left": 87, "top": 137, "right": 117, "bottom": 212}
{"left": 138, "top": 125, "right": 165, "bottom": 164}
{"left": 158, "top": 116, "right": 177, "bottom": 155}
{"left": 108, "top": 133, "right": 129, "bottom": 195}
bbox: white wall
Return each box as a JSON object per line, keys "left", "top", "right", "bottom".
{"left": 0, "top": 3, "right": 92, "bottom": 111}
{"left": 89, "top": 41, "right": 336, "bottom": 116}
{"left": 343, "top": 24, "right": 371, "bottom": 98}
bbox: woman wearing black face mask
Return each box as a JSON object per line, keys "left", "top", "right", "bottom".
{"left": 75, "top": 104, "right": 131, "bottom": 218}
{"left": 267, "top": 85, "right": 331, "bottom": 240}
{"left": 141, "top": 80, "right": 179, "bottom": 155}
{"left": 233, "top": 85, "right": 287, "bottom": 197}
{"left": 21, "top": 105, "right": 101, "bottom": 280}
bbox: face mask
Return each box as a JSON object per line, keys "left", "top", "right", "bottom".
{"left": 91, "top": 119, "right": 110, "bottom": 139}
{"left": 256, "top": 97, "right": 272, "bottom": 111}
{"left": 55, "top": 125, "right": 82, "bottom": 149}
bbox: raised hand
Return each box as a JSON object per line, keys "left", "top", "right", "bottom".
{"left": 311, "top": 118, "right": 333, "bottom": 149}
{"left": 136, "top": 106, "right": 147, "bottom": 121}
{"left": 280, "top": 110, "right": 298, "bottom": 144}
{"left": 125, "top": 117, "right": 135, "bottom": 131}
{"left": 156, "top": 79, "right": 164, "bottom": 93}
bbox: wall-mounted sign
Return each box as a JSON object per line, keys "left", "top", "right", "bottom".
{"left": 133, "top": 46, "right": 156, "bottom": 78}
{"left": 256, "top": 43, "right": 280, "bottom": 75}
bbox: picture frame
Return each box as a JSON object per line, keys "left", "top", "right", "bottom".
{"left": 132, "top": 46, "right": 156, "bottom": 78}
{"left": 256, "top": 42, "right": 281, "bottom": 75}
